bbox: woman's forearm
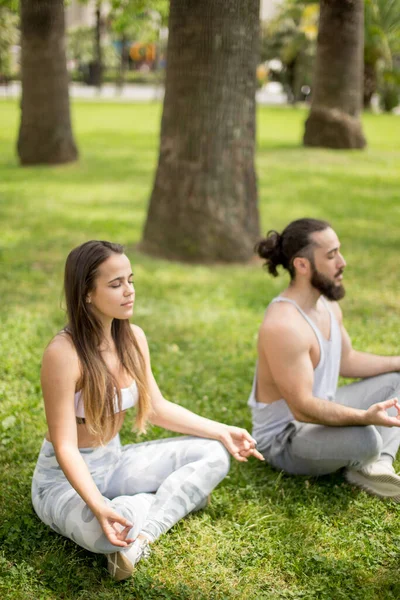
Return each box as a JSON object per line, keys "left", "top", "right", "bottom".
{"left": 54, "top": 443, "right": 106, "bottom": 515}
{"left": 149, "top": 398, "right": 226, "bottom": 440}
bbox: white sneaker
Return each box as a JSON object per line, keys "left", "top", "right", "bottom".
{"left": 107, "top": 538, "right": 151, "bottom": 581}
{"left": 345, "top": 460, "right": 400, "bottom": 501}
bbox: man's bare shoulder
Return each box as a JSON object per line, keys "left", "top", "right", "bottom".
{"left": 259, "top": 302, "right": 310, "bottom": 348}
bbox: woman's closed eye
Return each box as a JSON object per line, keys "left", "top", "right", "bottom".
{"left": 110, "top": 280, "right": 134, "bottom": 289}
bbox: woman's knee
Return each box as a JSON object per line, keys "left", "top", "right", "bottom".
{"left": 202, "top": 440, "right": 231, "bottom": 477}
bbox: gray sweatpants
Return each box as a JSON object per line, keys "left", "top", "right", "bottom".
{"left": 31, "top": 434, "right": 230, "bottom": 554}
{"left": 265, "top": 372, "right": 400, "bottom": 476}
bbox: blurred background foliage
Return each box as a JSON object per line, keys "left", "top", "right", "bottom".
{"left": 261, "top": 0, "right": 400, "bottom": 111}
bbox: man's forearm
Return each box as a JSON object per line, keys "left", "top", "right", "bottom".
{"left": 340, "top": 350, "right": 400, "bottom": 379}
{"left": 291, "top": 395, "right": 368, "bottom": 427}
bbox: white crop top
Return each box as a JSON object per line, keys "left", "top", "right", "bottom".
{"left": 74, "top": 381, "right": 139, "bottom": 419}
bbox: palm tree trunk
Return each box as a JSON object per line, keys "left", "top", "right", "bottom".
{"left": 140, "top": 0, "right": 260, "bottom": 263}
{"left": 303, "top": 0, "right": 366, "bottom": 149}
{"left": 18, "top": 0, "right": 78, "bottom": 165}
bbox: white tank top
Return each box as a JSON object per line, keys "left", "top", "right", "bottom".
{"left": 75, "top": 381, "right": 139, "bottom": 419}
{"left": 248, "top": 296, "right": 342, "bottom": 451}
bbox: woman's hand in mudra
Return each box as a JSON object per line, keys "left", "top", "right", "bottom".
{"left": 95, "top": 505, "right": 135, "bottom": 547}
{"left": 219, "top": 425, "right": 264, "bottom": 462}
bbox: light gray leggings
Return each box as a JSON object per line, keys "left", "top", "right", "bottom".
{"left": 266, "top": 372, "right": 400, "bottom": 476}
{"left": 31, "top": 435, "right": 230, "bottom": 554}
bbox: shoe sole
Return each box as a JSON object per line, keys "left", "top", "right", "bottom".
{"left": 107, "top": 551, "right": 134, "bottom": 581}
{"left": 345, "top": 469, "right": 400, "bottom": 501}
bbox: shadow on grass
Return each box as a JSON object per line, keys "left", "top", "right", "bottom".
{"left": 256, "top": 142, "right": 303, "bottom": 152}
{"left": 0, "top": 504, "right": 209, "bottom": 600}
{"left": 2, "top": 462, "right": 400, "bottom": 600}
{"left": 0, "top": 131, "right": 157, "bottom": 185}
{"left": 239, "top": 459, "right": 354, "bottom": 515}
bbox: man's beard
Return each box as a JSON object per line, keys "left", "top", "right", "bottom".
{"left": 310, "top": 262, "right": 345, "bottom": 301}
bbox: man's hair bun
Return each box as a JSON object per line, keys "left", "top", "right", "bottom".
{"left": 255, "top": 218, "right": 331, "bottom": 280}
{"left": 255, "top": 230, "right": 286, "bottom": 277}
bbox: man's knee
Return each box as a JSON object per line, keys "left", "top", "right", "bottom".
{"left": 373, "top": 372, "right": 400, "bottom": 414}
{"left": 389, "top": 371, "right": 400, "bottom": 395}
{"left": 351, "top": 425, "right": 382, "bottom": 468}
{"left": 377, "top": 372, "right": 400, "bottom": 396}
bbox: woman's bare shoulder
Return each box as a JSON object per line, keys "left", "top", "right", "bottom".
{"left": 130, "top": 323, "right": 147, "bottom": 344}
{"left": 42, "top": 331, "right": 80, "bottom": 376}
{"left": 130, "top": 324, "right": 151, "bottom": 362}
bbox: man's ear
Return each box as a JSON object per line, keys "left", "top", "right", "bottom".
{"left": 292, "top": 256, "right": 311, "bottom": 276}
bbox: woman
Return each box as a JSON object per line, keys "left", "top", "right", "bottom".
{"left": 32, "top": 240, "right": 263, "bottom": 581}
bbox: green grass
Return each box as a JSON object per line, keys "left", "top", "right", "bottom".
{"left": 1, "top": 99, "right": 400, "bottom": 599}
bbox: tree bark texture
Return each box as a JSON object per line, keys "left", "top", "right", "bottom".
{"left": 303, "top": 0, "right": 366, "bottom": 149}
{"left": 18, "top": 0, "right": 78, "bottom": 165}
{"left": 140, "top": 0, "right": 261, "bottom": 263}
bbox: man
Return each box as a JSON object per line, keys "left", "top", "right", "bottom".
{"left": 249, "top": 218, "right": 400, "bottom": 500}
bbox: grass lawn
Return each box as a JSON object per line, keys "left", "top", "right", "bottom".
{"left": 1, "top": 99, "right": 400, "bottom": 599}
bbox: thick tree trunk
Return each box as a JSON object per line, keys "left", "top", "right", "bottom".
{"left": 303, "top": 0, "right": 366, "bottom": 149}
{"left": 18, "top": 0, "right": 78, "bottom": 165}
{"left": 140, "top": 0, "right": 261, "bottom": 263}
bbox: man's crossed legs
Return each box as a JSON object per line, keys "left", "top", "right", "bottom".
{"left": 268, "top": 372, "right": 400, "bottom": 500}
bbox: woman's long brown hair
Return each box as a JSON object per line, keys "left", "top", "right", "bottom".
{"left": 64, "top": 240, "right": 151, "bottom": 443}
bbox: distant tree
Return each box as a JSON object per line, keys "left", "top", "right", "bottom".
{"left": 364, "top": 0, "right": 400, "bottom": 110}
{"left": 76, "top": 1, "right": 168, "bottom": 86}
{"left": 0, "top": 2, "right": 18, "bottom": 80}
{"left": 261, "top": 1, "right": 319, "bottom": 103}
{"left": 76, "top": 0, "right": 105, "bottom": 86}
{"left": 18, "top": 0, "right": 78, "bottom": 165}
{"left": 67, "top": 25, "right": 94, "bottom": 73}
{"left": 0, "top": 0, "right": 18, "bottom": 11}
{"left": 141, "top": 0, "right": 260, "bottom": 263}
{"left": 92, "top": 0, "right": 104, "bottom": 86}
{"left": 303, "top": 0, "right": 366, "bottom": 149}
{"left": 263, "top": 0, "right": 400, "bottom": 113}
{"left": 109, "top": 0, "right": 168, "bottom": 88}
